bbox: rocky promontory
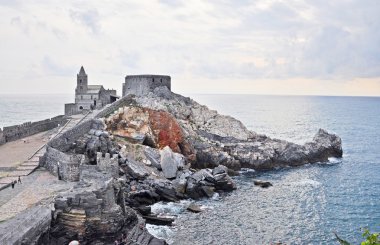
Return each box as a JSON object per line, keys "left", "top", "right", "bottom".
{"left": 37, "top": 87, "right": 342, "bottom": 244}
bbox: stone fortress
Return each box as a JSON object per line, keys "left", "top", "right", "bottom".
{"left": 122, "top": 75, "right": 171, "bottom": 97}
{"left": 65, "top": 66, "right": 118, "bottom": 116}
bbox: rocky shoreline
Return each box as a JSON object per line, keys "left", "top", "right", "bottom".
{"left": 37, "top": 87, "right": 342, "bottom": 244}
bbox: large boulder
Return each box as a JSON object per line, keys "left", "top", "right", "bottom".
{"left": 104, "top": 106, "right": 196, "bottom": 161}
{"left": 159, "top": 146, "right": 185, "bottom": 179}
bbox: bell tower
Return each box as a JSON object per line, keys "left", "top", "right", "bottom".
{"left": 76, "top": 66, "right": 88, "bottom": 93}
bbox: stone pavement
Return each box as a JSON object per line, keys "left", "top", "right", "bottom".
{"left": 0, "top": 112, "right": 91, "bottom": 191}
{"left": 0, "top": 169, "right": 74, "bottom": 222}
{"left": 0, "top": 111, "right": 99, "bottom": 243}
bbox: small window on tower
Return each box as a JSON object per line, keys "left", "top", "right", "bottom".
{"left": 81, "top": 95, "right": 83, "bottom": 100}
{"left": 80, "top": 79, "right": 82, "bottom": 83}
{"left": 80, "top": 86, "right": 83, "bottom": 90}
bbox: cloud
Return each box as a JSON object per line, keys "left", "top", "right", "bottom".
{"left": 70, "top": 8, "right": 101, "bottom": 34}
{"left": 0, "top": 0, "right": 379, "bottom": 95}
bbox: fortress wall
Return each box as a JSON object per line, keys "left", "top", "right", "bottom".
{"left": 0, "top": 129, "right": 5, "bottom": 145}
{"left": 123, "top": 75, "right": 171, "bottom": 97}
{"left": 48, "top": 119, "right": 99, "bottom": 152}
{"left": 44, "top": 146, "right": 82, "bottom": 182}
{"left": 95, "top": 95, "right": 136, "bottom": 119}
{"left": 0, "top": 115, "right": 68, "bottom": 144}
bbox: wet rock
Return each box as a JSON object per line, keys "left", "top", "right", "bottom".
{"left": 127, "top": 222, "right": 168, "bottom": 245}
{"left": 253, "top": 180, "right": 273, "bottom": 188}
{"left": 142, "top": 215, "right": 175, "bottom": 226}
{"left": 127, "top": 190, "right": 160, "bottom": 206}
{"left": 212, "top": 165, "right": 228, "bottom": 175}
{"left": 187, "top": 203, "right": 202, "bottom": 213}
{"left": 135, "top": 206, "right": 151, "bottom": 216}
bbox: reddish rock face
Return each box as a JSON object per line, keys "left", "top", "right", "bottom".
{"left": 105, "top": 106, "right": 195, "bottom": 161}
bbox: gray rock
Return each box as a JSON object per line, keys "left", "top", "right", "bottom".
{"left": 125, "top": 159, "right": 150, "bottom": 179}
{"left": 253, "top": 180, "right": 273, "bottom": 188}
{"left": 160, "top": 146, "right": 183, "bottom": 179}
{"left": 144, "top": 147, "right": 161, "bottom": 170}
{"left": 187, "top": 203, "right": 202, "bottom": 213}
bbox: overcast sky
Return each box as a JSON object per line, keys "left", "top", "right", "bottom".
{"left": 0, "top": 0, "right": 379, "bottom": 96}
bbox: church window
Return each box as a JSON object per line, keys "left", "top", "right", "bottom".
{"left": 80, "top": 79, "right": 82, "bottom": 84}
{"left": 160, "top": 78, "right": 162, "bottom": 83}
{"left": 79, "top": 106, "right": 83, "bottom": 110}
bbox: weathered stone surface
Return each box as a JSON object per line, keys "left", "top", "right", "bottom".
{"left": 104, "top": 106, "right": 196, "bottom": 161}
{"left": 50, "top": 176, "right": 136, "bottom": 244}
{"left": 124, "top": 159, "right": 150, "bottom": 179}
{"left": 160, "top": 146, "right": 184, "bottom": 179}
{"left": 132, "top": 87, "right": 343, "bottom": 171}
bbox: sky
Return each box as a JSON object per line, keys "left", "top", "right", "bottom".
{"left": 0, "top": 0, "right": 379, "bottom": 96}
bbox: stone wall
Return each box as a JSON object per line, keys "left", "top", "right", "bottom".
{"left": 44, "top": 146, "right": 83, "bottom": 182}
{"left": 0, "top": 115, "right": 68, "bottom": 144}
{"left": 122, "top": 75, "right": 171, "bottom": 97}
{"left": 48, "top": 119, "right": 102, "bottom": 152}
{"left": 0, "top": 128, "right": 5, "bottom": 145}
{"left": 95, "top": 95, "right": 136, "bottom": 119}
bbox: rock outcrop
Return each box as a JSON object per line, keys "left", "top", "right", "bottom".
{"left": 38, "top": 85, "right": 342, "bottom": 244}
{"left": 133, "top": 87, "right": 343, "bottom": 170}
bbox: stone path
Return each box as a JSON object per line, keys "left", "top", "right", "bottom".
{"left": 0, "top": 169, "right": 74, "bottom": 222}
{"left": 0, "top": 113, "right": 91, "bottom": 191}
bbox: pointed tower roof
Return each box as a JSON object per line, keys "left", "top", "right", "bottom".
{"left": 78, "top": 66, "right": 86, "bottom": 75}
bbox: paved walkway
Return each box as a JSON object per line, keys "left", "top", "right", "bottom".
{"left": 0, "top": 113, "right": 91, "bottom": 191}
{"left": 0, "top": 169, "right": 74, "bottom": 222}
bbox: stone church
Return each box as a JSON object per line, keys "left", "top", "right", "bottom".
{"left": 65, "top": 66, "right": 118, "bottom": 115}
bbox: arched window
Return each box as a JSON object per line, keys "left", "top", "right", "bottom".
{"left": 79, "top": 106, "right": 83, "bottom": 110}
{"left": 80, "top": 79, "right": 82, "bottom": 84}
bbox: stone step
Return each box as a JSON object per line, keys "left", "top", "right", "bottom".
{"left": 8, "top": 170, "right": 31, "bottom": 177}
{"left": 16, "top": 166, "right": 37, "bottom": 171}
{"left": 0, "top": 177, "right": 18, "bottom": 185}
{"left": 20, "top": 162, "right": 39, "bottom": 167}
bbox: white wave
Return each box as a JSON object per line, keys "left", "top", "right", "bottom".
{"left": 150, "top": 200, "right": 191, "bottom": 216}
{"left": 291, "top": 179, "right": 322, "bottom": 187}
{"left": 328, "top": 157, "right": 342, "bottom": 164}
{"left": 146, "top": 224, "right": 174, "bottom": 240}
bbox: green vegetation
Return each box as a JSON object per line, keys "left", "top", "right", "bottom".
{"left": 335, "top": 227, "right": 380, "bottom": 245}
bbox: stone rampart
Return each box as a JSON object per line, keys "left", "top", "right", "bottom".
{"left": 44, "top": 146, "right": 83, "bottom": 182}
{"left": 95, "top": 95, "right": 136, "bottom": 119}
{"left": 0, "top": 129, "right": 5, "bottom": 145}
{"left": 0, "top": 115, "right": 68, "bottom": 144}
{"left": 48, "top": 119, "right": 103, "bottom": 152}
{"left": 123, "top": 75, "right": 171, "bottom": 97}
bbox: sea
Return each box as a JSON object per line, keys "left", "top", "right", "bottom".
{"left": 1, "top": 94, "right": 379, "bottom": 244}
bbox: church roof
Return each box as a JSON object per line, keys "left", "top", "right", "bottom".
{"left": 79, "top": 66, "right": 86, "bottom": 75}
{"left": 87, "top": 85, "right": 103, "bottom": 93}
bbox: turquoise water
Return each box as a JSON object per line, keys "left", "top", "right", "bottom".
{"left": 168, "top": 94, "right": 380, "bottom": 244}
